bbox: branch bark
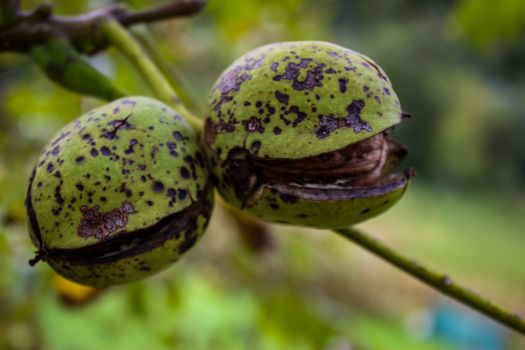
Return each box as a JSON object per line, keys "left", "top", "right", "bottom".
{"left": 0, "top": 0, "right": 206, "bottom": 54}
{"left": 117, "top": 0, "right": 206, "bottom": 26}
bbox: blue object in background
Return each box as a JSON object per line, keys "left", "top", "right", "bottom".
{"left": 429, "top": 301, "right": 507, "bottom": 350}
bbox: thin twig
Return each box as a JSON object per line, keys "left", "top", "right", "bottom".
{"left": 334, "top": 227, "right": 525, "bottom": 335}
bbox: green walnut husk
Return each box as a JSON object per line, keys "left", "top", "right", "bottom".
{"left": 204, "top": 41, "right": 413, "bottom": 229}
{"left": 26, "top": 96, "right": 213, "bottom": 288}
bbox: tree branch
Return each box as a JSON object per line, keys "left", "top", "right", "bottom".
{"left": 117, "top": 0, "right": 206, "bottom": 26}
{"left": 0, "top": 0, "right": 206, "bottom": 54}
{"left": 334, "top": 227, "right": 525, "bottom": 335}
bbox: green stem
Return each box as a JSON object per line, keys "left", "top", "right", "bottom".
{"left": 99, "top": 19, "right": 203, "bottom": 133}
{"left": 131, "top": 25, "right": 200, "bottom": 114}
{"left": 334, "top": 227, "right": 525, "bottom": 335}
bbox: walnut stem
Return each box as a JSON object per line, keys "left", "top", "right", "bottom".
{"left": 334, "top": 227, "right": 525, "bottom": 335}
{"left": 131, "top": 25, "right": 201, "bottom": 114}
{"left": 99, "top": 19, "right": 203, "bottom": 132}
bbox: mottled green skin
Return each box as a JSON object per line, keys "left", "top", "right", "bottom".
{"left": 204, "top": 41, "right": 408, "bottom": 228}
{"left": 214, "top": 175, "right": 408, "bottom": 229}
{"left": 46, "top": 212, "right": 212, "bottom": 288}
{"left": 251, "top": 186, "right": 407, "bottom": 229}
{"left": 206, "top": 41, "right": 402, "bottom": 160}
{"left": 26, "top": 96, "right": 213, "bottom": 287}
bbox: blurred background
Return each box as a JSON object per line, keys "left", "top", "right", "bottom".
{"left": 1, "top": 0, "right": 525, "bottom": 349}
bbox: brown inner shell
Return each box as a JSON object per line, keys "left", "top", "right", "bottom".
{"left": 221, "top": 131, "right": 413, "bottom": 206}
{"left": 256, "top": 133, "right": 407, "bottom": 186}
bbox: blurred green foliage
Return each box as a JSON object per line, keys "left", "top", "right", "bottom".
{"left": 1, "top": 0, "right": 525, "bottom": 349}
{"left": 451, "top": 0, "right": 525, "bottom": 50}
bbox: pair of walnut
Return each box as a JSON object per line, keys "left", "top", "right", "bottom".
{"left": 26, "top": 41, "right": 412, "bottom": 288}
